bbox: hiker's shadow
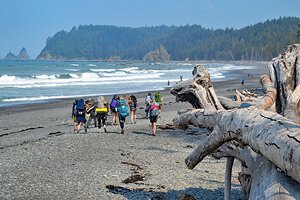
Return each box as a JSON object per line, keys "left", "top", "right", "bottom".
{"left": 106, "top": 185, "right": 245, "bottom": 200}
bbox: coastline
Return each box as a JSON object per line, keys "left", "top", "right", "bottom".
{"left": 0, "top": 63, "right": 268, "bottom": 199}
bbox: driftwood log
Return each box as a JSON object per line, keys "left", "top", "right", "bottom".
{"left": 170, "top": 44, "right": 300, "bottom": 199}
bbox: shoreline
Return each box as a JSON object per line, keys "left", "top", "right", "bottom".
{"left": 0, "top": 64, "right": 269, "bottom": 199}
{"left": 0, "top": 60, "right": 269, "bottom": 109}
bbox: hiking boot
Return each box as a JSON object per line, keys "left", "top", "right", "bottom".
{"left": 121, "top": 129, "right": 124, "bottom": 134}
{"left": 104, "top": 128, "right": 107, "bottom": 133}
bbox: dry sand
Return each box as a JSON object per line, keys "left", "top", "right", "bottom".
{"left": 0, "top": 62, "right": 268, "bottom": 199}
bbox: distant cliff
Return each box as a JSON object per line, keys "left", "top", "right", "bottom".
{"left": 37, "top": 17, "right": 300, "bottom": 61}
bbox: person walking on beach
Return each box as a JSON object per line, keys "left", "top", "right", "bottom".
{"left": 145, "top": 93, "right": 153, "bottom": 119}
{"left": 72, "top": 98, "right": 86, "bottom": 133}
{"left": 241, "top": 77, "right": 245, "bottom": 85}
{"left": 117, "top": 95, "right": 130, "bottom": 134}
{"left": 71, "top": 99, "right": 78, "bottom": 131}
{"left": 128, "top": 95, "right": 138, "bottom": 124}
{"left": 149, "top": 99, "right": 160, "bottom": 136}
{"left": 154, "top": 91, "right": 163, "bottom": 113}
{"left": 110, "top": 95, "right": 119, "bottom": 125}
{"left": 95, "top": 96, "right": 109, "bottom": 132}
{"left": 84, "top": 98, "right": 97, "bottom": 132}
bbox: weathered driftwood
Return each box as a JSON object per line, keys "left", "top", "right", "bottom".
{"left": 171, "top": 46, "right": 300, "bottom": 199}
{"left": 173, "top": 108, "right": 300, "bottom": 184}
{"left": 268, "top": 44, "right": 300, "bottom": 123}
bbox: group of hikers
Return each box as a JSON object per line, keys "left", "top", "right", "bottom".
{"left": 71, "top": 91, "right": 163, "bottom": 136}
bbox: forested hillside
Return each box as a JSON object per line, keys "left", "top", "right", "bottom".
{"left": 37, "top": 17, "right": 300, "bottom": 61}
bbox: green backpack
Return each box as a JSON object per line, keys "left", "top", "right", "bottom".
{"left": 155, "top": 92, "right": 161, "bottom": 103}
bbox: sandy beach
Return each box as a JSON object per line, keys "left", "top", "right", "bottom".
{"left": 0, "top": 62, "right": 268, "bottom": 199}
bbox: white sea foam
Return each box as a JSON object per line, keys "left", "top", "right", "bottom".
{"left": 87, "top": 64, "right": 97, "bottom": 67}
{"left": 34, "top": 74, "right": 57, "bottom": 79}
{"left": 65, "top": 68, "right": 80, "bottom": 71}
{"left": 90, "top": 68, "right": 116, "bottom": 72}
{"left": 0, "top": 75, "right": 16, "bottom": 82}
{"left": 70, "top": 64, "right": 79, "bottom": 67}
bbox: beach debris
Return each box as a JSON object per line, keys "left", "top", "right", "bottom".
{"left": 122, "top": 174, "right": 145, "bottom": 184}
{"left": 178, "top": 193, "right": 196, "bottom": 200}
{"left": 1, "top": 126, "right": 44, "bottom": 137}
{"left": 235, "top": 89, "right": 259, "bottom": 102}
{"left": 121, "top": 161, "right": 143, "bottom": 170}
{"left": 48, "top": 131, "right": 63, "bottom": 136}
{"left": 157, "top": 123, "right": 175, "bottom": 130}
{"left": 105, "top": 184, "right": 132, "bottom": 192}
{"left": 170, "top": 46, "right": 300, "bottom": 200}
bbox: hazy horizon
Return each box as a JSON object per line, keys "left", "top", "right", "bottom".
{"left": 1, "top": 0, "right": 300, "bottom": 58}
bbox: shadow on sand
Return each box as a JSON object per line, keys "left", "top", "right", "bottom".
{"left": 106, "top": 185, "right": 245, "bottom": 200}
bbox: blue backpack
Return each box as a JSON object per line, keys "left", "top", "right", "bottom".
{"left": 76, "top": 99, "right": 85, "bottom": 110}
{"left": 118, "top": 99, "right": 129, "bottom": 117}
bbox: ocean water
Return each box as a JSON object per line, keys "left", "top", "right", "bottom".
{"left": 0, "top": 60, "right": 254, "bottom": 107}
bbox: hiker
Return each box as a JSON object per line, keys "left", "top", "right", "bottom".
{"left": 155, "top": 91, "right": 163, "bottom": 113}
{"left": 128, "top": 95, "right": 138, "bottom": 124}
{"left": 117, "top": 95, "right": 130, "bottom": 134}
{"left": 149, "top": 99, "right": 160, "bottom": 136}
{"left": 110, "top": 95, "right": 119, "bottom": 125}
{"left": 95, "top": 96, "right": 109, "bottom": 132}
{"left": 145, "top": 93, "right": 153, "bottom": 119}
{"left": 84, "top": 98, "right": 97, "bottom": 132}
{"left": 241, "top": 77, "right": 245, "bottom": 85}
{"left": 71, "top": 99, "right": 78, "bottom": 131}
{"left": 72, "top": 98, "right": 86, "bottom": 133}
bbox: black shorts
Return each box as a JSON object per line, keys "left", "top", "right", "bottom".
{"left": 149, "top": 115, "right": 158, "bottom": 123}
{"left": 96, "top": 112, "right": 107, "bottom": 120}
{"left": 110, "top": 107, "right": 117, "bottom": 113}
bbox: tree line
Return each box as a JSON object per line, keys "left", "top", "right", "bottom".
{"left": 37, "top": 17, "right": 300, "bottom": 61}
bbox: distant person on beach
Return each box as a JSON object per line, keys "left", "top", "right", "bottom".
{"left": 241, "top": 77, "right": 245, "bottom": 85}
{"left": 110, "top": 95, "right": 119, "bottom": 125}
{"left": 95, "top": 96, "right": 109, "bottom": 132}
{"left": 180, "top": 76, "right": 183, "bottom": 81}
{"left": 117, "top": 95, "right": 130, "bottom": 134}
{"left": 168, "top": 80, "right": 170, "bottom": 86}
{"left": 128, "top": 95, "right": 138, "bottom": 124}
{"left": 145, "top": 93, "right": 153, "bottom": 119}
{"left": 149, "top": 99, "right": 160, "bottom": 136}
{"left": 72, "top": 98, "right": 86, "bottom": 133}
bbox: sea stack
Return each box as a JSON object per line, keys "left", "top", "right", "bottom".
{"left": 18, "top": 47, "right": 30, "bottom": 60}
{"left": 4, "top": 52, "right": 17, "bottom": 60}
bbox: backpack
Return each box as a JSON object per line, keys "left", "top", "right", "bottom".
{"left": 76, "top": 99, "right": 85, "bottom": 115}
{"left": 110, "top": 97, "right": 118, "bottom": 108}
{"left": 76, "top": 99, "right": 85, "bottom": 110}
{"left": 150, "top": 107, "right": 160, "bottom": 117}
{"left": 155, "top": 92, "right": 161, "bottom": 103}
{"left": 145, "top": 95, "right": 152, "bottom": 105}
{"left": 118, "top": 100, "right": 129, "bottom": 117}
{"left": 96, "top": 96, "right": 108, "bottom": 113}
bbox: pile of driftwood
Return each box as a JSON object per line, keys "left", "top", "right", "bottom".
{"left": 171, "top": 44, "right": 300, "bottom": 199}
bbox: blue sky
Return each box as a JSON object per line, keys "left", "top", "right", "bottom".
{"left": 1, "top": 0, "right": 300, "bottom": 58}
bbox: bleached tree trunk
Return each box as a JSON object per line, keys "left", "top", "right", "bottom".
{"left": 171, "top": 44, "right": 300, "bottom": 199}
